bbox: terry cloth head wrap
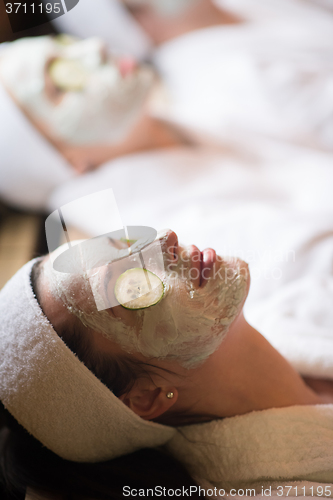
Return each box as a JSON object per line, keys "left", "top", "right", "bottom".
{"left": 0, "top": 77, "right": 73, "bottom": 211}
{"left": 0, "top": 259, "right": 176, "bottom": 462}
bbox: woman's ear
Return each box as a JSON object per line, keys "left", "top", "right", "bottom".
{"left": 119, "top": 384, "right": 178, "bottom": 420}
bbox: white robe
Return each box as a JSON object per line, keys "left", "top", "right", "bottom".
{"left": 152, "top": 0, "right": 333, "bottom": 151}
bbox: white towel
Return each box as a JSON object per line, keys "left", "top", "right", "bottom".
{"left": 0, "top": 78, "right": 73, "bottom": 211}
{"left": 166, "top": 404, "right": 333, "bottom": 492}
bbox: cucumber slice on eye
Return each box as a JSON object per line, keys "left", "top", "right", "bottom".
{"left": 114, "top": 268, "right": 164, "bottom": 310}
{"left": 49, "top": 58, "right": 88, "bottom": 91}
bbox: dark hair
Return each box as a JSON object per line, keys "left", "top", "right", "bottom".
{"left": 0, "top": 260, "right": 204, "bottom": 500}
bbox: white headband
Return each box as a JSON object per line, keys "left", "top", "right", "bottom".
{"left": 0, "top": 79, "right": 73, "bottom": 211}
{"left": 47, "top": 0, "right": 152, "bottom": 60}
{"left": 0, "top": 259, "right": 175, "bottom": 462}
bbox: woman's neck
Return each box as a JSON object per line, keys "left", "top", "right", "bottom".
{"left": 58, "top": 115, "right": 188, "bottom": 173}
{"left": 174, "top": 314, "right": 327, "bottom": 420}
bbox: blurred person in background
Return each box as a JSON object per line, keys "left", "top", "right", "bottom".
{"left": 5, "top": 0, "right": 329, "bottom": 215}
{"left": 45, "top": 0, "right": 333, "bottom": 151}
{"left": 0, "top": 34, "right": 188, "bottom": 212}
{"left": 1, "top": 30, "right": 333, "bottom": 229}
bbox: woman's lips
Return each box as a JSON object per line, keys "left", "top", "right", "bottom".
{"left": 187, "top": 245, "right": 217, "bottom": 288}
{"left": 160, "top": 231, "right": 218, "bottom": 288}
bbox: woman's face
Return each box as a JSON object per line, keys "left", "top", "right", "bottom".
{"left": 0, "top": 35, "right": 154, "bottom": 146}
{"left": 42, "top": 230, "right": 250, "bottom": 368}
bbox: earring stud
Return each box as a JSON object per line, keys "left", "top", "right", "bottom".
{"left": 166, "top": 392, "right": 174, "bottom": 399}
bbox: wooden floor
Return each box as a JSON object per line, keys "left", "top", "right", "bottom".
{"left": 0, "top": 203, "right": 46, "bottom": 289}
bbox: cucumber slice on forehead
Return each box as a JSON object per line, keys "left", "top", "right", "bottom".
{"left": 114, "top": 268, "right": 164, "bottom": 310}
{"left": 49, "top": 58, "right": 88, "bottom": 91}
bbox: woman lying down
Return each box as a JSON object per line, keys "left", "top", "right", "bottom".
{"left": 1, "top": 229, "right": 333, "bottom": 500}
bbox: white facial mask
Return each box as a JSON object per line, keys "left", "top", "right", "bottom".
{"left": 0, "top": 36, "right": 154, "bottom": 145}
{"left": 125, "top": 0, "right": 200, "bottom": 17}
{"left": 44, "top": 231, "right": 249, "bottom": 368}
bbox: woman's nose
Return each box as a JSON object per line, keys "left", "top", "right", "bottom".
{"left": 118, "top": 57, "right": 137, "bottom": 77}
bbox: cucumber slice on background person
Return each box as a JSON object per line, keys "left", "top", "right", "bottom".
{"left": 49, "top": 58, "right": 88, "bottom": 91}
{"left": 115, "top": 268, "right": 164, "bottom": 310}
